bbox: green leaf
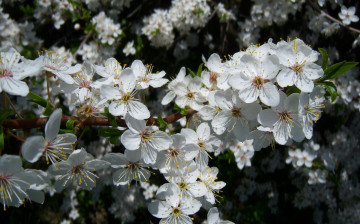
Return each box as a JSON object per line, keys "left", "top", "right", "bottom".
{"left": 28, "top": 92, "right": 48, "bottom": 108}
{"left": 43, "top": 102, "right": 53, "bottom": 116}
{"left": 187, "top": 68, "right": 196, "bottom": 78}
{"left": 0, "top": 127, "right": 4, "bottom": 150}
{"left": 318, "top": 48, "right": 329, "bottom": 70}
{"left": 100, "top": 107, "right": 117, "bottom": 127}
{"left": 58, "top": 129, "right": 74, "bottom": 134}
{"left": 196, "top": 63, "right": 204, "bottom": 77}
{"left": 109, "top": 136, "right": 120, "bottom": 145}
{"left": 98, "top": 128, "right": 123, "bottom": 138}
{"left": 285, "top": 85, "right": 301, "bottom": 95}
{"left": 319, "top": 61, "right": 358, "bottom": 81}
{"left": 316, "top": 81, "right": 337, "bottom": 102}
{"left": 66, "top": 120, "right": 78, "bottom": 130}
{"left": 180, "top": 109, "right": 188, "bottom": 115}
{"left": 157, "top": 115, "right": 168, "bottom": 132}
{"left": 0, "top": 109, "right": 14, "bottom": 124}
{"left": 174, "top": 104, "right": 181, "bottom": 112}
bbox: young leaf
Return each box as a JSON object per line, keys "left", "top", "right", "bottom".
{"left": 66, "top": 120, "right": 78, "bottom": 130}
{"left": 319, "top": 61, "right": 358, "bottom": 81}
{"left": 43, "top": 102, "right": 53, "bottom": 116}
{"left": 196, "top": 63, "right": 204, "bottom": 77}
{"left": 316, "top": 81, "right": 337, "bottom": 102}
{"left": 318, "top": 48, "right": 329, "bottom": 70}
{"left": 98, "top": 128, "right": 123, "bottom": 138}
{"left": 187, "top": 68, "right": 196, "bottom": 78}
{"left": 100, "top": 107, "right": 118, "bottom": 127}
{"left": 157, "top": 115, "right": 168, "bottom": 132}
{"left": 28, "top": 92, "right": 48, "bottom": 108}
{"left": 0, "top": 109, "right": 14, "bottom": 124}
{"left": 59, "top": 129, "right": 74, "bottom": 134}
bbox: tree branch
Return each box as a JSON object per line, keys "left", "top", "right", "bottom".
{"left": 2, "top": 109, "right": 197, "bottom": 130}
{"left": 307, "top": 0, "right": 360, "bottom": 34}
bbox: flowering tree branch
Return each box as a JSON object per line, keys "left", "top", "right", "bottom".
{"left": 1, "top": 109, "right": 197, "bottom": 130}
{"left": 307, "top": 0, "right": 360, "bottom": 34}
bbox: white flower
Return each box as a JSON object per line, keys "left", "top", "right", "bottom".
{"left": 199, "top": 167, "right": 226, "bottom": 204}
{"left": 173, "top": 75, "right": 206, "bottom": 111}
{"left": 181, "top": 123, "right": 221, "bottom": 170}
{"left": 131, "top": 60, "right": 168, "bottom": 89}
{"left": 123, "top": 41, "right": 136, "bottom": 56}
{"left": 308, "top": 169, "right": 327, "bottom": 184}
{"left": 0, "top": 47, "right": 34, "bottom": 96}
{"left": 104, "top": 149, "right": 151, "bottom": 186}
{"left": 230, "top": 139, "right": 255, "bottom": 170}
{"left": 228, "top": 54, "right": 280, "bottom": 106}
{"left": 120, "top": 114, "right": 172, "bottom": 164}
{"left": 0, "top": 155, "right": 44, "bottom": 210}
{"left": 276, "top": 39, "right": 323, "bottom": 92}
{"left": 258, "top": 91, "right": 304, "bottom": 145}
{"left": 93, "top": 57, "right": 124, "bottom": 87}
{"left": 161, "top": 162, "right": 207, "bottom": 199}
{"left": 204, "top": 207, "right": 235, "bottom": 224}
{"left": 339, "top": 6, "right": 359, "bottom": 25}
{"left": 49, "top": 149, "right": 110, "bottom": 191}
{"left": 202, "top": 53, "right": 230, "bottom": 90}
{"left": 212, "top": 89, "right": 261, "bottom": 136}
{"left": 299, "top": 86, "right": 325, "bottom": 139}
{"left": 161, "top": 67, "right": 188, "bottom": 105}
{"left": 21, "top": 109, "right": 77, "bottom": 164}
{"left": 148, "top": 184, "right": 201, "bottom": 224}
{"left": 296, "top": 149, "right": 316, "bottom": 168}
{"left": 39, "top": 50, "right": 82, "bottom": 84}
{"left": 100, "top": 68, "right": 150, "bottom": 119}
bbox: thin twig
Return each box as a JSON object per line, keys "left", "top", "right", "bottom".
{"left": 3, "top": 93, "right": 7, "bottom": 109}
{"left": 307, "top": 0, "right": 360, "bottom": 34}
{"left": 7, "top": 130, "right": 25, "bottom": 142}
{"left": 74, "top": 126, "right": 88, "bottom": 148}
{"left": 73, "top": 31, "right": 93, "bottom": 59}
{"left": 4, "top": 93, "right": 23, "bottom": 119}
{"left": 46, "top": 74, "right": 53, "bottom": 105}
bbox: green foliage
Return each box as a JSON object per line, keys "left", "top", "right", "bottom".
{"left": 316, "top": 81, "right": 338, "bottom": 102}
{"left": 174, "top": 104, "right": 189, "bottom": 115}
{"left": 27, "top": 92, "right": 53, "bottom": 116}
{"left": 319, "top": 61, "right": 358, "bottom": 82}
{"left": 318, "top": 48, "right": 329, "bottom": 70}
{"left": 98, "top": 128, "right": 123, "bottom": 144}
{"left": 100, "top": 107, "right": 118, "bottom": 127}
{"left": 157, "top": 115, "right": 168, "bottom": 131}
{"left": 0, "top": 109, "right": 14, "bottom": 125}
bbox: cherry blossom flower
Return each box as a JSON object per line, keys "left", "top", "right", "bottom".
{"left": 100, "top": 68, "right": 150, "bottom": 119}
{"left": 120, "top": 114, "right": 172, "bottom": 164}
{"left": 228, "top": 54, "right": 280, "bottom": 106}
{"left": 130, "top": 60, "right": 168, "bottom": 89}
{"left": 204, "top": 207, "right": 235, "bottom": 224}
{"left": 275, "top": 39, "right": 323, "bottom": 92}
{"left": 338, "top": 6, "right": 359, "bottom": 25}
{"left": 21, "top": 109, "right": 77, "bottom": 164}
{"left": 49, "top": 149, "right": 110, "bottom": 191}
{"left": 104, "top": 149, "right": 151, "bottom": 186}
{"left": 148, "top": 183, "right": 201, "bottom": 224}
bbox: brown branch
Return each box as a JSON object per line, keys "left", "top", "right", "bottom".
{"left": 307, "top": 0, "right": 360, "bottom": 34}
{"left": 2, "top": 109, "right": 197, "bottom": 130}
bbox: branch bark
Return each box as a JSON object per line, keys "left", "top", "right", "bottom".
{"left": 2, "top": 109, "right": 197, "bottom": 130}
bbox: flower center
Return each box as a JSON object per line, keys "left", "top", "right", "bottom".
{"left": 77, "top": 104, "right": 98, "bottom": 118}
{"left": 231, "top": 106, "right": 242, "bottom": 117}
{"left": 140, "top": 130, "right": 152, "bottom": 142}
{"left": 71, "top": 164, "right": 84, "bottom": 174}
{"left": 166, "top": 147, "right": 179, "bottom": 158}
{"left": 128, "top": 162, "right": 140, "bottom": 171}
{"left": 80, "top": 80, "right": 91, "bottom": 89}
{"left": 122, "top": 93, "right": 132, "bottom": 102}
{"left": 252, "top": 76, "right": 264, "bottom": 89}
{"left": 178, "top": 181, "right": 187, "bottom": 190}
{"left": 186, "top": 92, "right": 194, "bottom": 99}
{"left": 209, "top": 72, "right": 219, "bottom": 83}
{"left": 0, "top": 69, "right": 12, "bottom": 78}
{"left": 172, "top": 207, "right": 181, "bottom": 217}
{"left": 279, "top": 111, "right": 292, "bottom": 121}
{"left": 290, "top": 63, "right": 304, "bottom": 75}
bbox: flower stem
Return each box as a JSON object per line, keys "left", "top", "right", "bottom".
{"left": 3, "top": 93, "right": 7, "bottom": 110}
{"left": 4, "top": 93, "right": 23, "bottom": 119}
{"left": 46, "top": 73, "right": 53, "bottom": 104}
{"left": 74, "top": 126, "right": 88, "bottom": 148}
{"left": 7, "top": 130, "right": 25, "bottom": 142}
